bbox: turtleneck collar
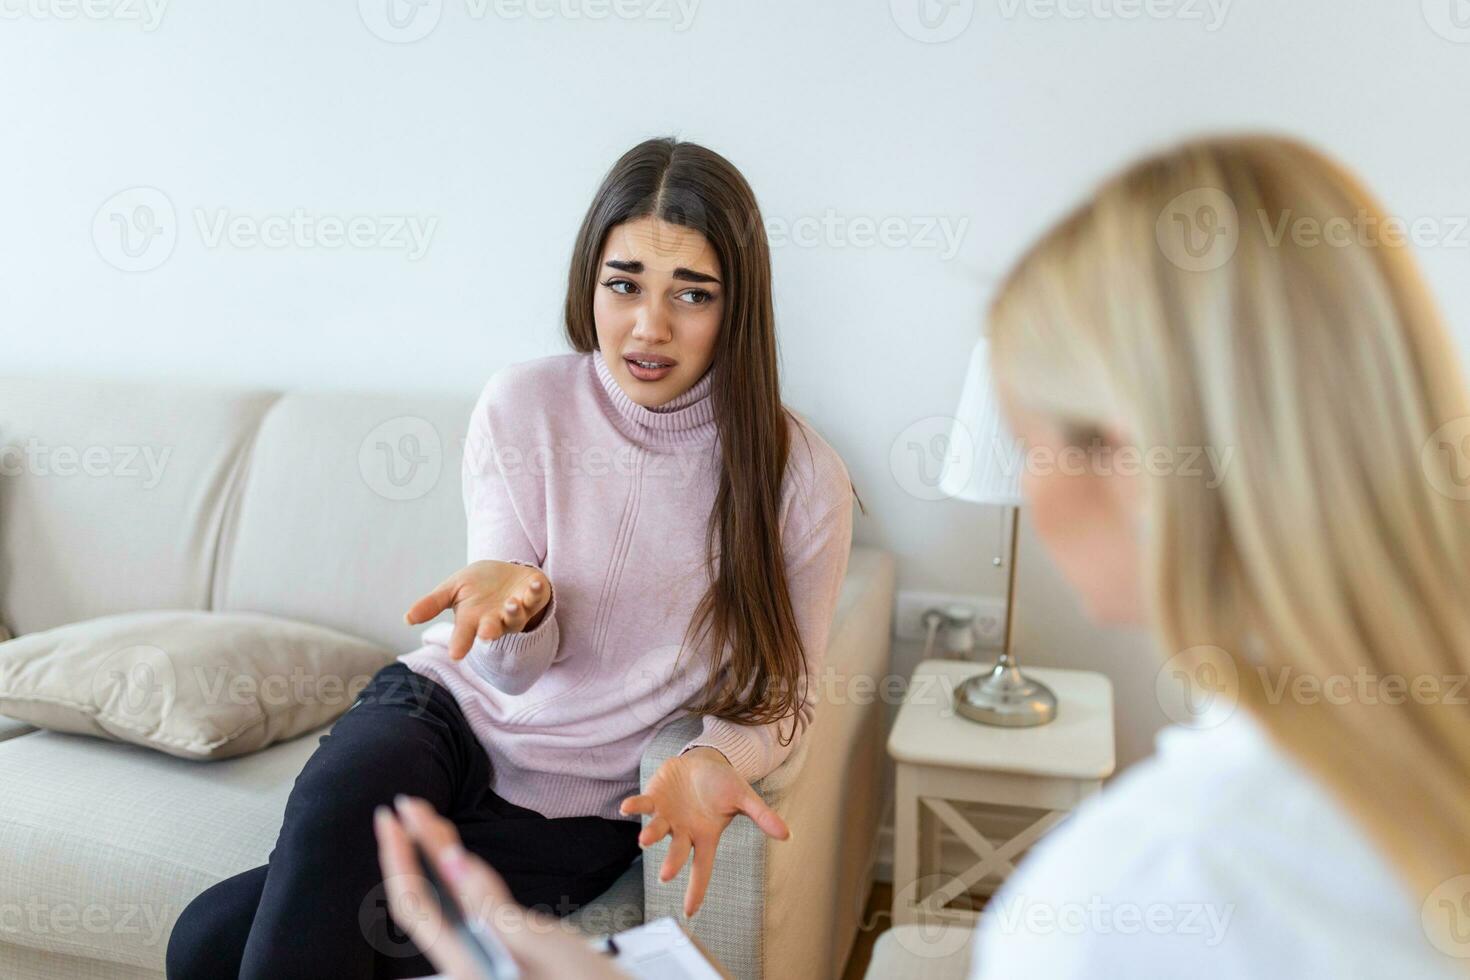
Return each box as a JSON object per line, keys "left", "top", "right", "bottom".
{"left": 591, "top": 351, "right": 717, "bottom": 445}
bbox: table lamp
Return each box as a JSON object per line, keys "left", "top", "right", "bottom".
{"left": 938, "top": 338, "right": 1058, "bottom": 727}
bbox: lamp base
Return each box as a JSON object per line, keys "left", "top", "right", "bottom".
{"left": 954, "top": 660, "right": 1058, "bottom": 727}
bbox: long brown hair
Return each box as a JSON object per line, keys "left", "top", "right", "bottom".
{"left": 565, "top": 137, "right": 823, "bottom": 733}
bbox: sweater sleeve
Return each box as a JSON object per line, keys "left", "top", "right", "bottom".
{"left": 456, "top": 375, "right": 561, "bottom": 696}
{"left": 678, "top": 495, "right": 854, "bottom": 783}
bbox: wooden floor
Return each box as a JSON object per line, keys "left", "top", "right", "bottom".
{"left": 838, "top": 882, "right": 892, "bottom": 980}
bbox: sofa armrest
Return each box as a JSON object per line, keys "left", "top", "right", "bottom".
{"left": 638, "top": 716, "right": 811, "bottom": 980}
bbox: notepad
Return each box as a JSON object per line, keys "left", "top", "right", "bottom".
{"left": 419, "top": 915, "right": 728, "bottom": 980}
{"left": 605, "top": 917, "right": 727, "bottom": 979}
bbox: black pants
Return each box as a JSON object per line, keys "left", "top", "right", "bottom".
{"left": 166, "top": 663, "right": 640, "bottom": 980}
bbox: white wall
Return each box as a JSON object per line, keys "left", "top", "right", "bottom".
{"left": 5, "top": 0, "right": 1469, "bottom": 769}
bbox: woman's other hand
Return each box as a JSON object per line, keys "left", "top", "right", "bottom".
{"left": 619, "top": 747, "right": 790, "bottom": 918}
{"left": 404, "top": 560, "right": 553, "bottom": 661}
{"left": 375, "top": 796, "right": 629, "bottom": 980}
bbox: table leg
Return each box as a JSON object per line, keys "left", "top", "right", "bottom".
{"left": 892, "top": 764, "right": 918, "bottom": 927}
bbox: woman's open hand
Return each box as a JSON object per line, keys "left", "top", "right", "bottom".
{"left": 405, "top": 560, "right": 552, "bottom": 661}
{"left": 619, "top": 747, "right": 790, "bottom": 918}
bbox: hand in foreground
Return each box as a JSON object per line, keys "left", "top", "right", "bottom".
{"left": 375, "top": 796, "right": 629, "bottom": 980}
{"left": 619, "top": 747, "right": 791, "bottom": 918}
{"left": 404, "top": 560, "right": 552, "bottom": 661}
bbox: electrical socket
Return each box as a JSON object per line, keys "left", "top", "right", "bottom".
{"left": 893, "top": 591, "right": 1007, "bottom": 649}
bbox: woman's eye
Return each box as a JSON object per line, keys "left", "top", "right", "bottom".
{"left": 601, "top": 278, "right": 638, "bottom": 295}
{"left": 676, "top": 288, "right": 713, "bottom": 305}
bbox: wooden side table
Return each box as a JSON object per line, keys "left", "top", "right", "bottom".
{"left": 887, "top": 659, "right": 1116, "bottom": 927}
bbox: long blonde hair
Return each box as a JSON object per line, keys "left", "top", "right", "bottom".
{"left": 990, "top": 135, "right": 1470, "bottom": 933}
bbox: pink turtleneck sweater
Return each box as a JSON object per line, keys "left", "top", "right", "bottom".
{"left": 400, "top": 352, "right": 854, "bottom": 822}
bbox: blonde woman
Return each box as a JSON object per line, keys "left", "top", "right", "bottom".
{"left": 370, "top": 136, "right": 1470, "bottom": 980}
{"left": 960, "top": 135, "right": 1470, "bottom": 977}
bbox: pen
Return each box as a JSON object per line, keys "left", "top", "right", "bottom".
{"left": 412, "top": 840, "right": 522, "bottom": 980}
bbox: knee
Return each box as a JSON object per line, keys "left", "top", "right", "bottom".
{"left": 165, "top": 872, "right": 260, "bottom": 979}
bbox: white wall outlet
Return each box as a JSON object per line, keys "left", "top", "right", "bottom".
{"left": 893, "top": 591, "right": 1007, "bottom": 649}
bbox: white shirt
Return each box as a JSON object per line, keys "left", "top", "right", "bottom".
{"left": 967, "top": 706, "right": 1459, "bottom": 979}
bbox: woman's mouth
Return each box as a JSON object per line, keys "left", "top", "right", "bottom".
{"left": 623, "top": 354, "right": 676, "bottom": 382}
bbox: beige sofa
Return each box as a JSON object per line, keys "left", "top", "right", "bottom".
{"left": 0, "top": 375, "right": 895, "bottom": 980}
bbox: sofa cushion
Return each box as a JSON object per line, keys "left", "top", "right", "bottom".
{"left": 212, "top": 391, "right": 474, "bottom": 653}
{"left": 0, "top": 714, "right": 33, "bottom": 743}
{"left": 0, "top": 727, "right": 325, "bottom": 972}
{"left": 0, "top": 611, "right": 394, "bottom": 759}
{"left": 0, "top": 378, "right": 278, "bottom": 636}
{"left": 0, "top": 941, "right": 162, "bottom": 980}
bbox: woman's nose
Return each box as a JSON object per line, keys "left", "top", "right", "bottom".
{"left": 630, "top": 304, "right": 671, "bottom": 343}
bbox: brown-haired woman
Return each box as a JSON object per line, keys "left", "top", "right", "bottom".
{"left": 166, "top": 137, "right": 857, "bottom": 980}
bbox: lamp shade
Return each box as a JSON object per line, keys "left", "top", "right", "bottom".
{"left": 938, "top": 338, "right": 1025, "bottom": 507}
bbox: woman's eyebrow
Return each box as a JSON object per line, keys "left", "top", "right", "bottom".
{"left": 672, "top": 267, "right": 721, "bottom": 285}
{"left": 605, "top": 258, "right": 721, "bottom": 285}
